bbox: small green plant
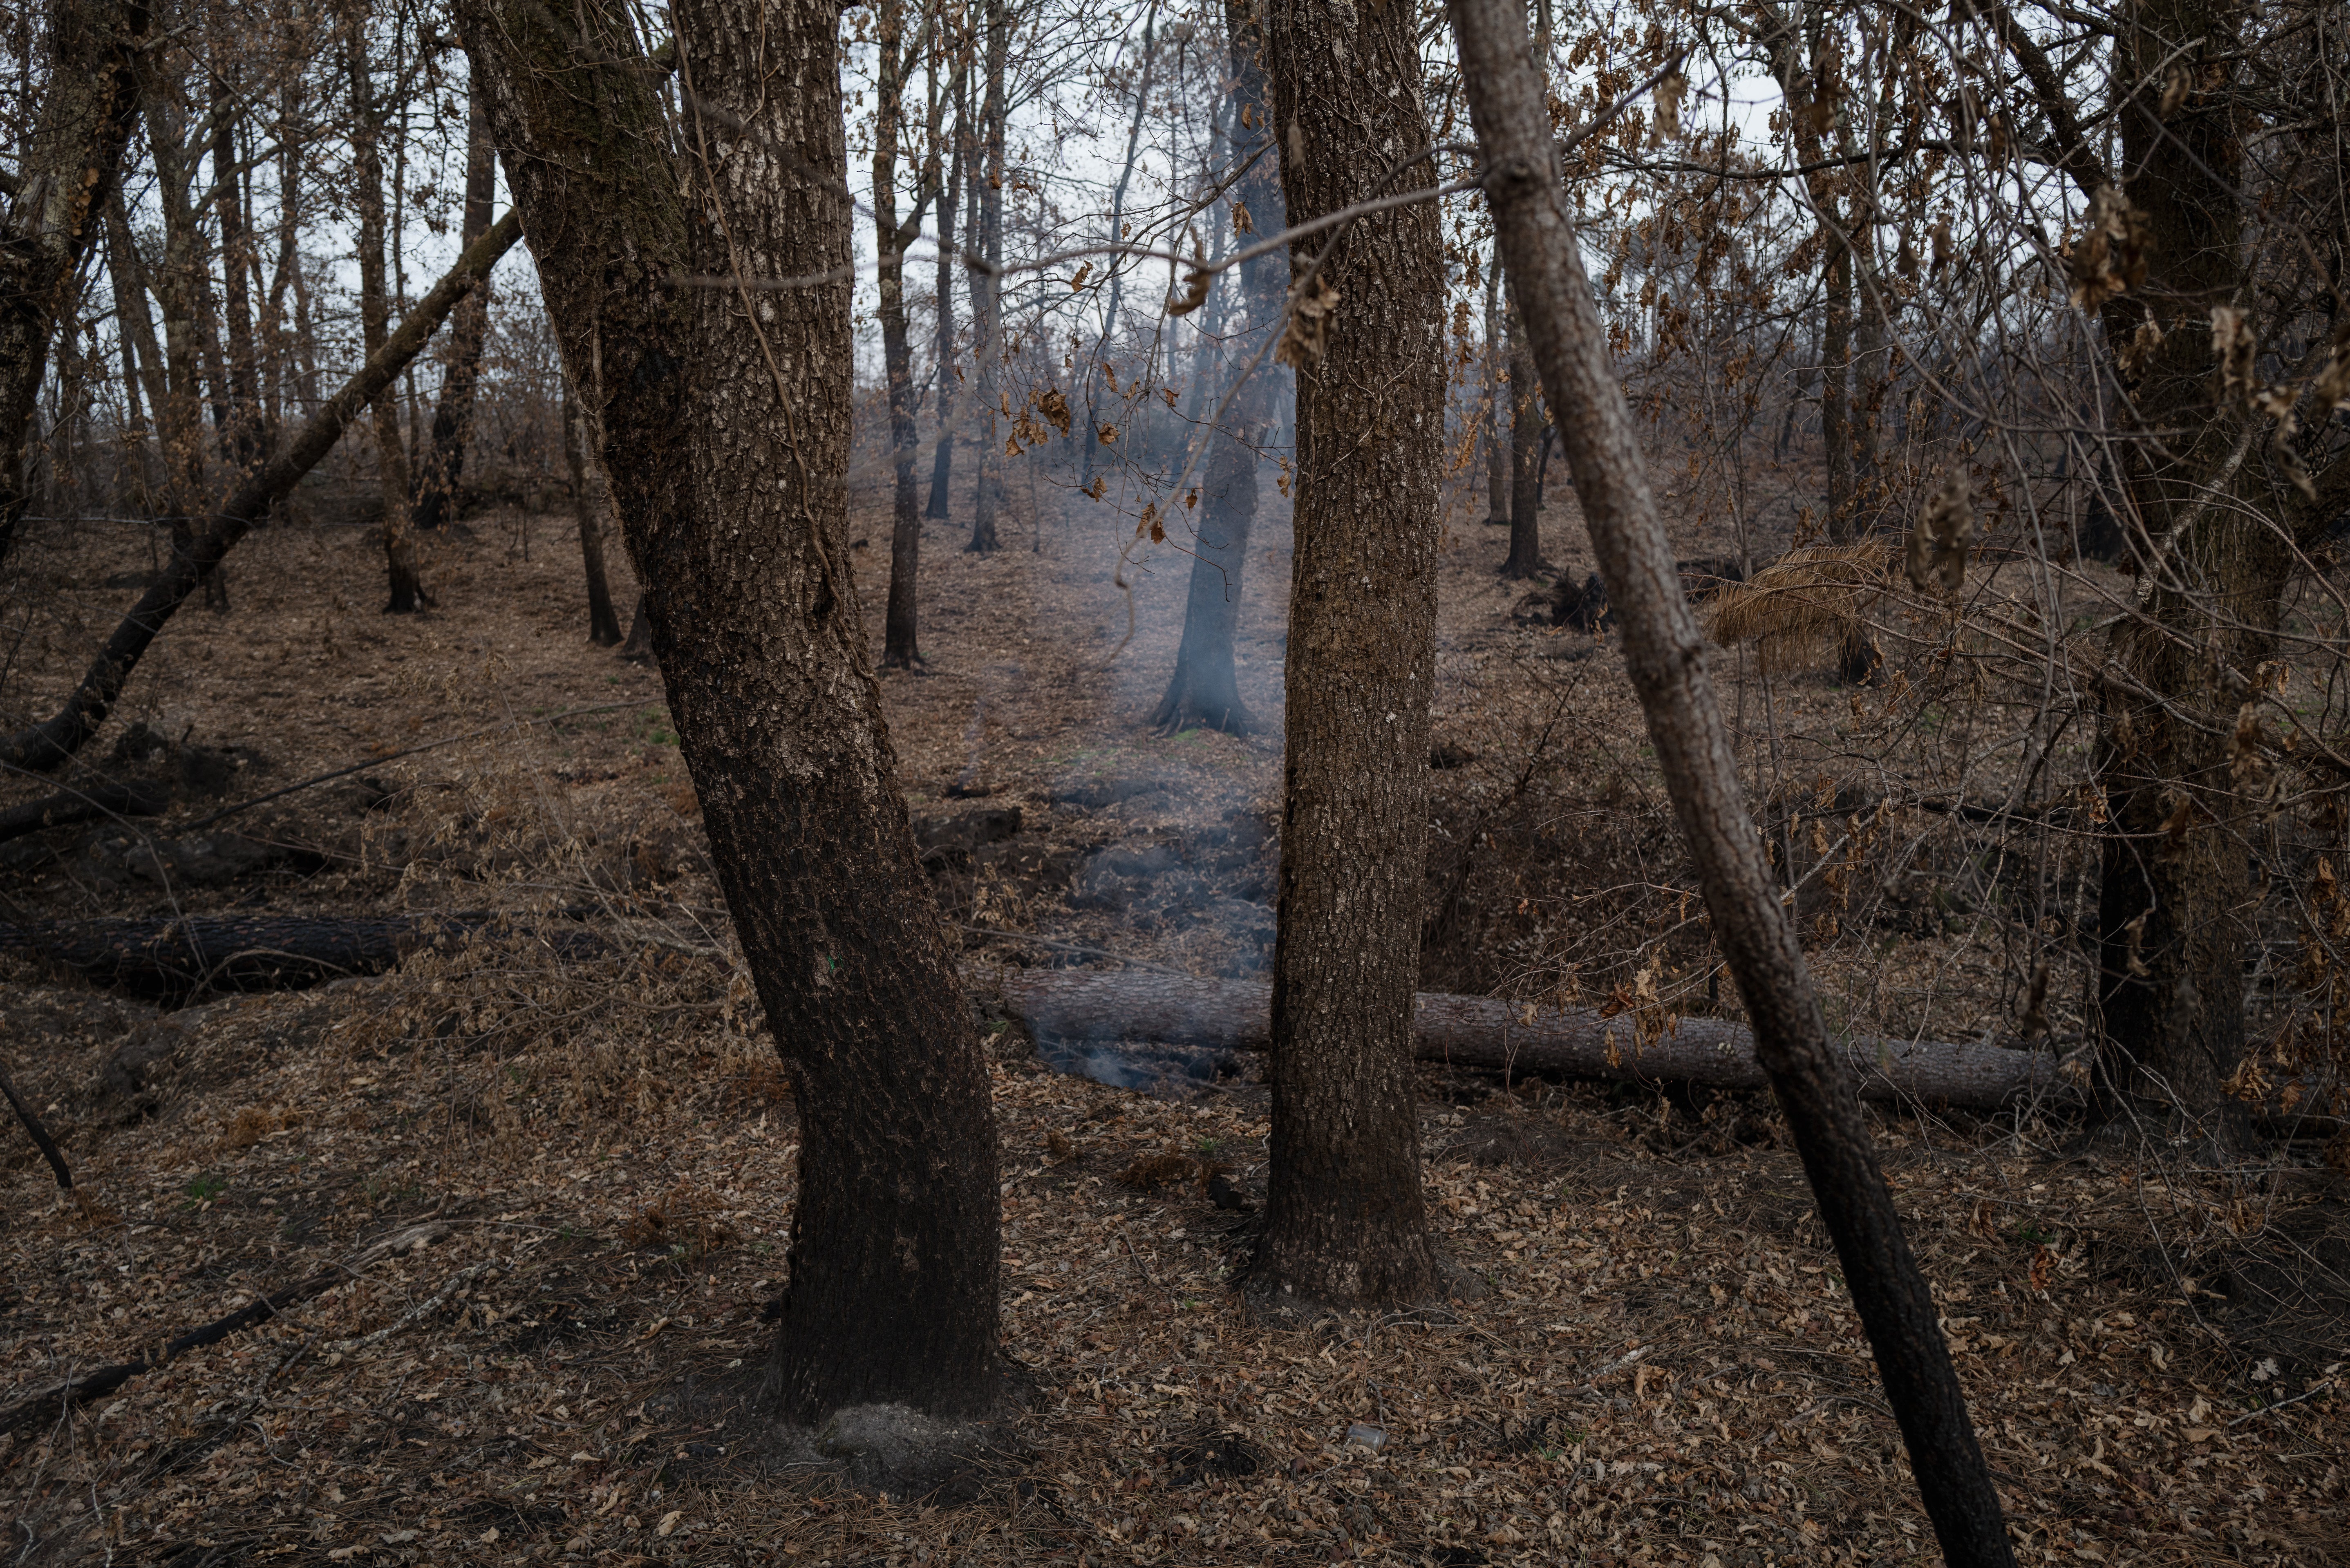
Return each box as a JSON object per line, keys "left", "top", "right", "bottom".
{"left": 2010, "top": 1221, "right": 2052, "bottom": 1246}
{"left": 183, "top": 1175, "right": 227, "bottom": 1203}
{"left": 1195, "top": 1137, "right": 1222, "bottom": 1156}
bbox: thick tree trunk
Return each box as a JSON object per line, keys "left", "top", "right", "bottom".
{"left": 1501, "top": 290, "right": 1543, "bottom": 576}
{"left": 348, "top": 14, "right": 424, "bottom": 613}
{"left": 463, "top": 0, "right": 1005, "bottom": 1427}
{"left": 1248, "top": 0, "right": 1448, "bottom": 1312}
{"left": 560, "top": 379, "right": 624, "bottom": 646}
{"left": 1001, "top": 971, "right": 2067, "bottom": 1110}
{"left": 966, "top": 0, "right": 1009, "bottom": 554}
{"left": 406, "top": 75, "right": 497, "bottom": 544}
{"left": 1148, "top": 4, "right": 1283, "bottom": 737}
{"left": 1449, "top": 4, "right": 2016, "bottom": 1564}
{"left": 0, "top": 0, "right": 151, "bottom": 568}
{"left": 2090, "top": 0, "right": 2281, "bottom": 1142}
{"left": 0, "top": 213, "right": 521, "bottom": 773}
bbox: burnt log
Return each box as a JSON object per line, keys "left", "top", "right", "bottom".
{"left": 0, "top": 780, "right": 168, "bottom": 843}
{"left": 0, "top": 912, "right": 605, "bottom": 1001}
{"left": 1000, "top": 969, "right": 2069, "bottom": 1112}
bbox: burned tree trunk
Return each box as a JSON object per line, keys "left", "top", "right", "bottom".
{"left": 1483, "top": 258, "right": 1508, "bottom": 526}
{"left": 561, "top": 378, "right": 624, "bottom": 646}
{"left": 1449, "top": 1, "right": 2016, "bottom": 1562}
{"left": 1148, "top": 0, "right": 1283, "bottom": 737}
{"left": 1248, "top": 0, "right": 1449, "bottom": 1312}
{"left": 965, "top": 0, "right": 1009, "bottom": 554}
{"left": 923, "top": 64, "right": 964, "bottom": 523}
{"left": 464, "top": 0, "right": 1006, "bottom": 1428}
{"left": 348, "top": 11, "right": 425, "bottom": 613}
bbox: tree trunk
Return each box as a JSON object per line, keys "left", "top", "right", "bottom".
{"left": 1483, "top": 257, "right": 1508, "bottom": 524}
{"left": 561, "top": 376, "right": 624, "bottom": 646}
{"left": 1083, "top": 2, "right": 1159, "bottom": 490}
{"left": 406, "top": 73, "right": 497, "bottom": 546}
{"left": 140, "top": 81, "right": 213, "bottom": 588}
{"left": 1819, "top": 224, "right": 1853, "bottom": 539}
{"left": 463, "top": 0, "right": 1005, "bottom": 1428}
{"left": 1501, "top": 289, "right": 1543, "bottom": 576}
{"left": 1247, "top": 0, "right": 1448, "bottom": 1313}
{"left": 348, "top": 11, "right": 424, "bottom": 613}
{"left": 1148, "top": 3, "right": 1282, "bottom": 737}
{"left": 924, "top": 59, "right": 963, "bottom": 523}
{"left": 1002, "top": 971, "right": 2068, "bottom": 1110}
{"left": 102, "top": 192, "right": 166, "bottom": 504}
{"left": 0, "top": 212, "right": 521, "bottom": 773}
{"left": 966, "top": 0, "right": 1008, "bottom": 554}
{"left": 876, "top": 0, "right": 924, "bottom": 667}
{"left": 1448, "top": 4, "right": 2015, "bottom": 1564}
{"left": 207, "top": 55, "right": 264, "bottom": 479}
{"left": 0, "top": 0, "right": 151, "bottom": 567}
{"left": 2090, "top": 0, "right": 2281, "bottom": 1142}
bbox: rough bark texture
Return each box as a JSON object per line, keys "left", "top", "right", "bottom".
{"left": 560, "top": 380, "right": 624, "bottom": 646}
{"left": 1502, "top": 291, "right": 1543, "bottom": 576}
{"left": 462, "top": 0, "right": 1005, "bottom": 1425}
{"left": 0, "top": 0, "right": 152, "bottom": 568}
{"left": 1448, "top": 2, "right": 2016, "bottom": 1563}
{"left": 1002, "top": 971, "right": 2069, "bottom": 1110}
{"left": 1247, "top": 0, "right": 1447, "bottom": 1312}
{"left": 407, "top": 76, "right": 498, "bottom": 542}
{"left": 1147, "top": 2, "right": 1284, "bottom": 737}
{"left": 924, "top": 68, "right": 963, "bottom": 523}
{"left": 0, "top": 213, "right": 521, "bottom": 773}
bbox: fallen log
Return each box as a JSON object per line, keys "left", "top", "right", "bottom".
{"left": 0, "top": 781, "right": 169, "bottom": 844}
{"left": 999, "top": 969, "right": 2071, "bottom": 1112}
{"left": 0, "top": 911, "right": 607, "bottom": 1001}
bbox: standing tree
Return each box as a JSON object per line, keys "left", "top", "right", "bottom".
{"left": 346, "top": 1, "right": 423, "bottom": 611}
{"left": 1500, "top": 287, "right": 1542, "bottom": 576}
{"left": 923, "top": 49, "right": 967, "bottom": 524}
{"left": 0, "top": 0, "right": 151, "bottom": 569}
{"left": 965, "top": 0, "right": 1010, "bottom": 553}
{"left": 1147, "top": 0, "right": 1283, "bottom": 736}
{"left": 459, "top": 0, "right": 1007, "bottom": 1432}
{"left": 407, "top": 74, "right": 499, "bottom": 544}
{"left": 1246, "top": 0, "right": 1448, "bottom": 1311}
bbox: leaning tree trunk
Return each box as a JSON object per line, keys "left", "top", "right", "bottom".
{"left": 406, "top": 74, "right": 497, "bottom": 544}
{"left": 1501, "top": 289, "right": 1543, "bottom": 577}
{"left": 463, "top": 0, "right": 1005, "bottom": 1427}
{"left": 1148, "top": 0, "right": 1284, "bottom": 737}
{"left": 0, "top": 0, "right": 151, "bottom": 569}
{"left": 560, "top": 377, "right": 624, "bottom": 646}
{"left": 965, "top": 0, "right": 1009, "bottom": 554}
{"left": 1247, "top": 0, "right": 1448, "bottom": 1313}
{"left": 0, "top": 214, "right": 522, "bottom": 772}
{"left": 1448, "top": 3, "right": 2015, "bottom": 1564}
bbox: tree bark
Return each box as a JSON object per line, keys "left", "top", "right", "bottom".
{"left": 0, "top": 212, "right": 521, "bottom": 773}
{"left": 1448, "top": 4, "right": 2015, "bottom": 1563}
{"left": 206, "top": 50, "right": 264, "bottom": 479}
{"left": 1501, "top": 288, "right": 1543, "bottom": 576}
{"left": 1148, "top": 2, "right": 1283, "bottom": 737}
{"left": 966, "top": 0, "right": 1009, "bottom": 553}
{"left": 348, "top": 9, "right": 424, "bottom": 613}
{"left": 406, "top": 73, "right": 498, "bottom": 545}
{"left": 462, "top": 0, "right": 1006, "bottom": 1426}
{"left": 560, "top": 376, "right": 624, "bottom": 646}
{"left": 1247, "top": 0, "right": 1448, "bottom": 1312}
{"left": 0, "top": 0, "right": 152, "bottom": 568}
{"left": 139, "top": 76, "right": 213, "bottom": 585}
{"left": 1001, "top": 971, "right": 2068, "bottom": 1110}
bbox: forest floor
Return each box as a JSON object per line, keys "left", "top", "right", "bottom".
{"left": 0, "top": 461, "right": 2344, "bottom": 1566}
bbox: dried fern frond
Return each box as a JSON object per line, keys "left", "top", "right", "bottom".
{"left": 1701, "top": 543, "right": 1889, "bottom": 674}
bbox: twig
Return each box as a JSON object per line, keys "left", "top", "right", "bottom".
{"left": 0, "top": 1055, "right": 72, "bottom": 1190}
{"left": 2228, "top": 1378, "right": 2334, "bottom": 1427}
